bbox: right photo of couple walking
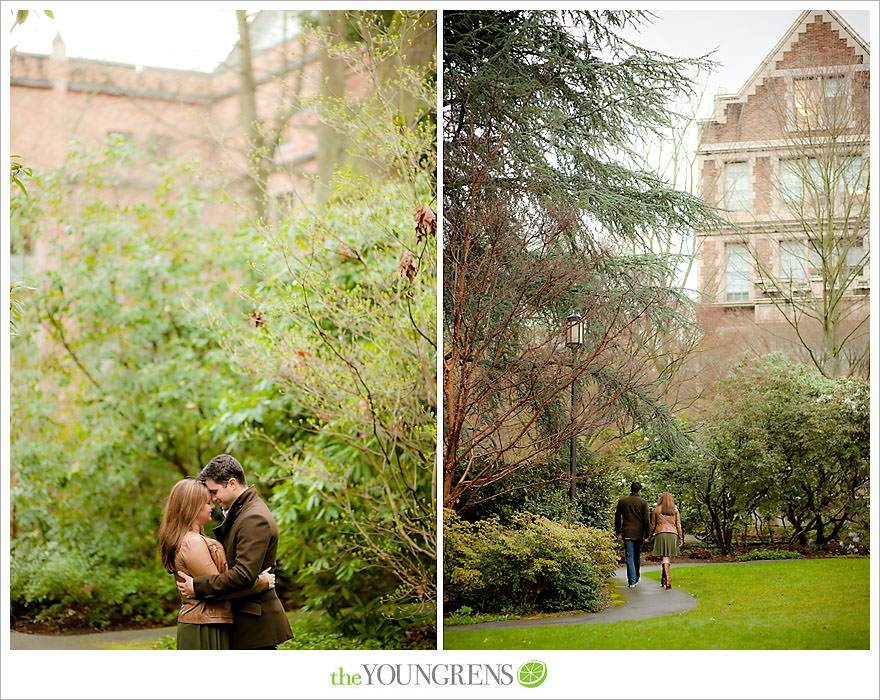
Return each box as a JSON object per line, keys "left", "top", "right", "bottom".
{"left": 615, "top": 483, "right": 683, "bottom": 591}
{"left": 441, "top": 7, "right": 869, "bottom": 659}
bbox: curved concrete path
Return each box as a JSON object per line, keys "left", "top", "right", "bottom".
{"left": 10, "top": 625, "right": 175, "bottom": 650}
{"left": 446, "top": 564, "right": 697, "bottom": 631}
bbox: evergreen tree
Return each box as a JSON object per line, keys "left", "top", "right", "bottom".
{"left": 443, "top": 10, "right": 724, "bottom": 511}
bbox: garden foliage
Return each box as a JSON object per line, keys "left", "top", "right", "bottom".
{"left": 736, "top": 549, "right": 804, "bottom": 562}
{"left": 444, "top": 509, "right": 617, "bottom": 615}
{"left": 200, "top": 12, "right": 437, "bottom": 643}
{"left": 10, "top": 11, "right": 437, "bottom": 647}
{"left": 10, "top": 141, "right": 250, "bottom": 628}
{"left": 645, "top": 353, "right": 869, "bottom": 553}
{"left": 459, "top": 441, "right": 630, "bottom": 530}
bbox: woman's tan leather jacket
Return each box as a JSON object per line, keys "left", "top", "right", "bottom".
{"left": 651, "top": 505, "right": 683, "bottom": 540}
{"left": 173, "top": 533, "right": 234, "bottom": 624}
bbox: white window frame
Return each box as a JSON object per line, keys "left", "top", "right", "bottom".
{"left": 779, "top": 158, "right": 802, "bottom": 202}
{"left": 846, "top": 241, "right": 865, "bottom": 278}
{"left": 780, "top": 240, "right": 806, "bottom": 280}
{"left": 841, "top": 155, "right": 864, "bottom": 193}
{"left": 791, "top": 73, "right": 850, "bottom": 130}
{"left": 724, "top": 162, "right": 750, "bottom": 211}
{"left": 725, "top": 242, "right": 750, "bottom": 302}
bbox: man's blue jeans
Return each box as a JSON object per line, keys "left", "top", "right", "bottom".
{"left": 624, "top": 538, "right": 642, "bottom": 586}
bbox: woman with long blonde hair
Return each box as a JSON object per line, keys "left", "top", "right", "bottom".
{"left": 650, "top": 491, "right": 684, "bottom": 589}
{"left": 158, "top": 478, "right": 273, "bottom": 649}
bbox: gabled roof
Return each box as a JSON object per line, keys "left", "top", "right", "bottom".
{"left": 704, "top": 9, "right": 869, "bottom": 125}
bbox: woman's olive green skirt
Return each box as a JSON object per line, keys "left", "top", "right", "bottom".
{"left": 652, "top": 532, "right": 680, "bottom": 557}
{"left": 176, "top": 622, "right": 231, "bottom": 650}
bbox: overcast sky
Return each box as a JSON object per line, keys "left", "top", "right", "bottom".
{"left": 6, "top": 5, "right": 872, "bottom": 115}
{"left": 7, "top": 7, "right": 872, "bottom": 85}
{"left": 6, "top": 4, "right": 240, "bottom": 72}
{"left": 621, "top": 8, "right": 870, "bottom": 118}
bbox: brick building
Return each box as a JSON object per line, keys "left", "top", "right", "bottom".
{"left": 11, "top": 12, "right": 328, "bottom": 189}
{"left": 9, "top": 11, "right": 347, "bottom": 281}
{"left": 694, "top": 10, "right": 870, "bottom": 377}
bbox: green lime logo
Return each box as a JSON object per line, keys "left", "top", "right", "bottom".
{"left": 517, "top": 660, "right": 547, "bottom": 688}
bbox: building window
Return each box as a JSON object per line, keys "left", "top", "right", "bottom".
{"left": 724, "top": 162, "right": 750, "bottom": 211}
{"left": 805, "top": 157, "right": 822, "bottom": 193}
{"left": 807, "top": 244, "right": 823, "bottom": 277}
{"left": 824, "top": 76, "right": 846, "bottom": 119}
{"left": 725, "top": 242, "right": 750, "bottom": 302}
{"left": 793, "top": 75, "right": 847, "bottom": 129}
{"left": 780, "top": 240, "right": 806, "bottom": 279}
{"left": 841, "top": 155, "right": 863, "bottom": 193}
{"left": 780, "top": 157, "right": 856, "bottom": 203}
{"left": 780, "top": 159, "right": 802, "bottom": 201}
{"left": 147, "top": 133, "right": 173, "bottom": 159}
{"left": 846, "top": 242, "right": 865, "bottom": 278}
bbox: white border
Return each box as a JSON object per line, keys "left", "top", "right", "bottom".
{"left": 3, "top": 3, "right": 879, "bottom": 700}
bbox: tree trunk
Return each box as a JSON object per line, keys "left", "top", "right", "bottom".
{"left": 316, "top": 10, "right": 348, "bottom": 202}
{"left": 236, "top": 10, "right": 269, "bottom": 224}
{"left": 824, "top": 310, "right": 842, "bottom": 378}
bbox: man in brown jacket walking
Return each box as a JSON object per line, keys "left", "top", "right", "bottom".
{"left": 176, "top": 454, "right": 293, "bottom": 649}
{"left": 614, "top": 481, "right": 651, "bottom": 588}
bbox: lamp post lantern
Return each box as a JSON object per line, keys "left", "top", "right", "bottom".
{"left": 565, "top": 313, "right": 583, "bottom": 502}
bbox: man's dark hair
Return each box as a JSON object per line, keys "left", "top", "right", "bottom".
{"left": 199, "top": 454, "right": 247, "bottom": 485}
{"left": 630, "top": 481, "right": 642, "bottom": 494}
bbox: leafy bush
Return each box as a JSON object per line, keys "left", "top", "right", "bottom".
{"left": 736, "top": 549, "right": 804, "bottom": 562}
{"left": 444, "top": 509, "right": 616, "bottom": 615}
{"left": 444, "top": 610, "right": 515, "bottom": 626}
{"left": 688, "top": 547, "right": 713, "bottom": 560}
{"left": 152, "top": 634, "right": 176, "bottom": 650}
{"left": 541, "top": 559, "right": 608, "bottom": 613}
{"left": 459, "top": 443, "right": 629, "bottom": 530}
{"left": 10, "top": 542, "right": 176, "bottom": 629}
{"left": 674, "top": 355, "right": 869, "bottom": 553}
{"left": 278, "top": 614, "right": 388, "bottom": 650}
{"left": 152, "top": 609, "right": 432, "bottom": 650}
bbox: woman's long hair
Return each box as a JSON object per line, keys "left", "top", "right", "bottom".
{"left": 158, "top": 478, "right": 208, "bottom": 573}
{"left": 659, "top": 491, "right": 676, "bottom": 516}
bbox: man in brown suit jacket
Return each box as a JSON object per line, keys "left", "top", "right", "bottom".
{"left": 176, "top": 454, "right": 292, "bottom": 649}
{"left": 614, "top": 481, "right": 651, "bottom": 588}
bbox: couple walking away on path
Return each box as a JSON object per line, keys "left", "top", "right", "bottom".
{"left": 158, "top": 454, "right": 293, "bottom": 650}
{"left": 615, "top": 482, "right": 684, "bottom": 590}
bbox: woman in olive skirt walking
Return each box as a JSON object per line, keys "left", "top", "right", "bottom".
{"left": 650, "top": 492, "right": 684, "bottom": 589}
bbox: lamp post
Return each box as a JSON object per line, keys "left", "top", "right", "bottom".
{"left": 565, "top": 313, "right": 583, "bottom": 503}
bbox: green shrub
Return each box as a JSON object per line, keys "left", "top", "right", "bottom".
{"left": 444, "top": 509, "right": 616, "bottom": 615}
{"left": 736, "top": 549, "right": 804, "bottom": 562}
{"left": 151, "top": 611, "right": 430, "bottom": 650}
{"left": 459, "top": 446, "right": 625, "bottom": 530}
{"left": 278, "top": 613, "right": 386, "bottom": 650}
{"left": 444, "top": 611, "right": 515, "bottom": 626}
{"left": 688, "top": 547, "right": 713, "bottom": 559}
{"left": 151, "top": 634, "right": 176, "bottom": 650}
{"left": 541, "top": 559, "right": 608, "bottom": 613}
{"left": 10, "top": 543, "right": 176, "bottom": 629}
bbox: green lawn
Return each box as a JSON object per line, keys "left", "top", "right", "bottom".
{"left": 444, "top": 558, "right": 869, "bottom": 650}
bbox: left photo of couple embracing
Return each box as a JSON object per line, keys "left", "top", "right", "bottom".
{"left": 8, "top": 8, "right": 437, "bottom": 651}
